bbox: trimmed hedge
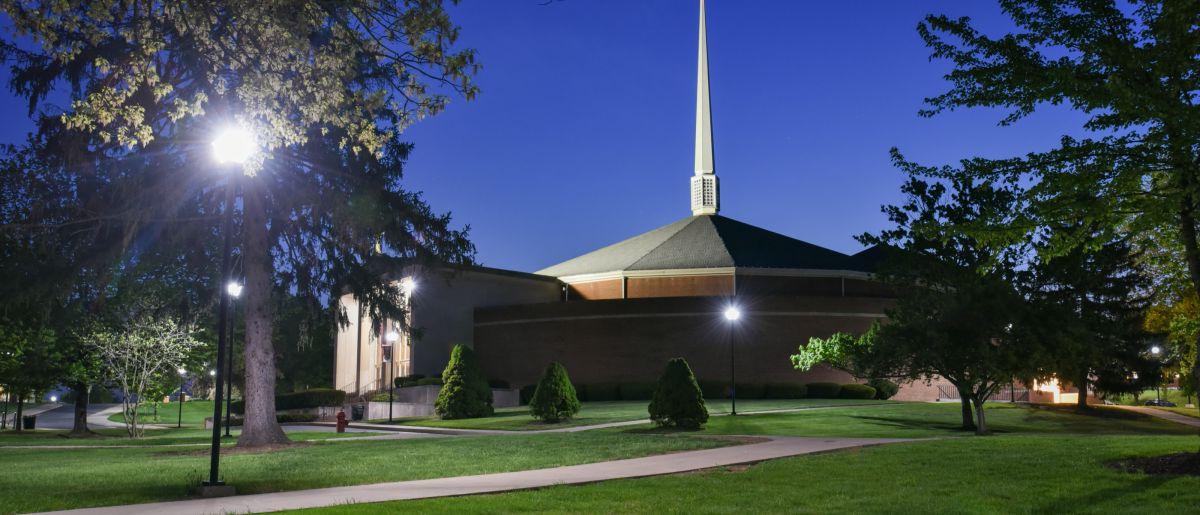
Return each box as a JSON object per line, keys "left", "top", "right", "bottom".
{"left": 764, "top": 383, "right": 807, "bottom": 399}
{"left": 867, "top": 378, "right": 899, "bottom": 400}
{"left": 529, "top": 362, "right": 581, "bottom": 422}
{"left": 394, "top": 374, "right": 425, "bottom": 388}
{"left": 224, "top": 412, "right": 318, "bottom": 426}
{"left": 618, "top": 382, "right": 656, "bottom": 401}
{"left": 805, "top": 382, "right": 842, "bottom": 399}
{"left": 229, "top": 388, "right": 346, "bottom": 415}
{"left": 519, "top": 384, "right": 537, "bottom": 405}
{"left": 488, "top": 378, "right": 511, "bottom": 389}
{"left": 735, "top": 383, "right": 767, "bottom": 399}
{"left": 699, "top": 380, "right": 730, "bottom": 399}
{"left": 648, "top": 358, "right": 708, "bottom": 429}
{"left": 582, "top": 383, "right": 620, "bottom": 402}
{"left": 839, "top": 383, "right": 877, "bottom": 399}
{"left": 416, "top": 377, "right": 443, "bottom": 386}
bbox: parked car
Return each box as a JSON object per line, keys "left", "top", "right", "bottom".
{"left": 1144, "top": 399, "right": 1177, "bottom": 407}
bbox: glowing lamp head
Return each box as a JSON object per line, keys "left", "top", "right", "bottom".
{"left": 178, "top": 367, "right": 187, "bottom": 376}
{"left": 226, "top": 281, "right": 244, "bottom": 298}
{"left": 209, "top": 369, "right": 217, "bottom": 377}
{"left": 723, "top": 306, "right": 741, "bottom": 322}
{"left": 385, "top": 331, "right": 401, "bottom": 343}
{"left": 400, "top": 277, "right": 417, "bottom": 295}
{"left": 50, "top": 395, "right": 58, "bottom": 402}
{"left": 1150, "top": 345, "right": 1162, "bottom": 356}
{"left": 1132, "top": 372, "right": 1139, "bottom": 380}
{"left": 212, "top": 126, "right": 257, "bottom": 165}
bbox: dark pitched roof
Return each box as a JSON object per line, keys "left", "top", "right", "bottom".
{"left": 537, "top": 214, "right": 868, "bottom": 277}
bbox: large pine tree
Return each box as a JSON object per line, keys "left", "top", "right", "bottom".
{"left": 0, "top": 1, "right": 478, "bottom": 446}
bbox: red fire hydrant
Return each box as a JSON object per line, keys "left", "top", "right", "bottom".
{"left": 335, "top": 410, "right": 348, "bottom": 433}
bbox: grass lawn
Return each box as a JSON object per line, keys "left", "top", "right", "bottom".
{"left": 106, "top": 399, "right": 217, "bottom": 428}
{"left": 1156, "top": 406, "right": 1200, "bottom": 419}
{"left": 296, "top": 434, "right": 1200, "bottom": 514}
{"left": 372, "top": 399, "right": 886, "bottom": 431}
{"left": 0, "top": 430, "right": 732, "bottom": 513}
{"left": 686, "top": 402, "right": 1199, "bottom": 439}
{"left": 0, "top": 427, "right": 372, "bottom": 447}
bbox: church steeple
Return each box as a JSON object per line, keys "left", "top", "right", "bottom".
{"left": 690, "top": 0, "right": 719, "bottom": 216}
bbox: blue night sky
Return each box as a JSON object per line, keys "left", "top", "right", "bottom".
{"left": 0, "top": 1, "right": 1089, "bottom": 273}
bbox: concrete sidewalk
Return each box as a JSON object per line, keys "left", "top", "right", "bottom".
{"left": 42, "top": 435, "right": 914, "bottom": 515}
{"left": 1116, "top": 405, "right": 1200, "bottom": 429}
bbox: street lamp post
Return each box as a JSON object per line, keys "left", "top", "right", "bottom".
{"left": 723, "top": 306, "right": 741, "bottom": 416}
{"left": 177, "top": 368, "right": 187, "bottom": 428}
{"left": 206, "top": 125, "right": 255, "bottom": 490}
{"left": 224, "top": 281, "right": 243, "bottom": 438}
{"left": 384, "top": 327, "right": 399, "bottom": 422}
{"left": 1150, "top": 345, "right": 1162, "bottom": 402}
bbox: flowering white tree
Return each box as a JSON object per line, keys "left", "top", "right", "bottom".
{"left": 84, "top": 316, "right": 202, "bottom": 438}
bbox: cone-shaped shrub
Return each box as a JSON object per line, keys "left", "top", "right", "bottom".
{"left": 648, "top": 357, "right": 708, "bottom": 429}
{"left": 529, "top": 362, "right": 581, "bottom": 422}
{"left": 435, "top": 344, "right": 494, "bottom": 419}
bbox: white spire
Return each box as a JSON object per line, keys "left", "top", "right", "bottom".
{"left": 690, "top": 0, "right": 718, "bottom": 216}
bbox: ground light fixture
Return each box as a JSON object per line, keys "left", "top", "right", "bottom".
{"left": 722, "top": 305, "right": 742, "bottom": 415}
{"left": 177, "top": 368, "right": 187, "bottom": 429}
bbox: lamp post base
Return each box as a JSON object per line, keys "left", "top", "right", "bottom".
{"left": 199, "top": 482, "right": 236, "bottom": 498}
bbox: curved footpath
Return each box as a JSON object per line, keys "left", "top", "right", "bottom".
{"left": 39, "top": 435, "right": 916, "bottom": 515}
{"left": 1115, "top": 405, "right": 1200, "bottom": 429}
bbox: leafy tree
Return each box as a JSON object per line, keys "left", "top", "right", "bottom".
{"left": 648, "top": 358, "right": 708, "bottom": 429}
{"left": 796, "top": 176, "right": 1042, "bottom": 434}
{"left": 84, "top": 315, "right": 202, "bottom": 438}
{"left": 528, "top": 362, "right": 580, "bottom": 423}
{"left": 435, "top": 345, "right": 493, "bottom": 419}
{"left": 0, "top": 1, "right": 478, "bottom": 446}
{"left": 1025, "top": 228, "right": 1155, "bottom": 408}
{"left": 913, "top": 0, "right": 1200, "bottom": 412}
{"left": 0, "top": 318, "right": 63, "bottom": 432}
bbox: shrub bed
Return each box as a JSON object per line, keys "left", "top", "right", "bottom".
{"left": 394, "top": 374, "right": 425, "bottom": 388}
{"left": 618, "top": 382, "right": 656, "bottom": 401}
{"left": 805, "top": 382, "right": 842, "bottom": 399}
{"left": 867, "top": 378, "right": 899, "bottom": 400}
{"left": 229, "top": 388, "right": 346, "bottom": 414}
{"left": 839, "top": 383, "right": 877, "bottom": 399}
{"left": 416, "top": 377, "right": 443, "bottom": 386}
{"left": 582, "top": 383, "right": 620, "bottom": 402}
{"left": 764, "top": 383, "right": 807, "bottom": 399}
{"left": 735, "top": 383, "right": 767, "bottom": 399}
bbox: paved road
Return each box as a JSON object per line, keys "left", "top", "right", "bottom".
{"left": 41, "top": 436, "right": 916, "bottom": 515}
{"left": 35, "top": 404, "right": 126, "bottom": 430}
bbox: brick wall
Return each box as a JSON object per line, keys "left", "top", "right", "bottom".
{"left": 474, "top": 295, "right": 891, "bottom": 388}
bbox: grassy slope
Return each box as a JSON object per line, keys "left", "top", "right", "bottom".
{"left": 374, "top": 399, "right": 885, "bottom": 431}
{"left": 1155, "top": 406, "right": 1200, "bottom": 419}
{"left": 0, "top": 431, "right": 730, "bottom": 514}
{"left": 693, "top": 402, "right": 1198, "bottom": 438}
{"left": 302, "top": 435, "right": 1200, "bottom": 514}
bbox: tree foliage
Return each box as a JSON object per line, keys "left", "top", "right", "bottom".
{"left": 528, "top": 362, "right": 580, "bottom": 423}
{"left": 648, "top": 358, "right": 708, "bottom": 429}
{"left": 913, "top": 0, "right": 1200, "bottom": 398}
{"left": 0, "top": 0, "right": 480, "bottom": 446}
{"left": 83, "top": 315, "right": 202, "bottom": 438}
{"left": 435, "top": 344, "right": 492, "bottom": 420}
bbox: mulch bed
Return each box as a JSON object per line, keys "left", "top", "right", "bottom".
{"left": 1110, "top": 452, "right": 1200, "bottom": 476}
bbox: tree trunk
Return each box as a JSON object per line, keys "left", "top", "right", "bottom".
{"left": 1076, "top": 371, "right": 1089, "bottom": 411}
{"left": 971, "top": 396, "right": 988, "bottom": 435}
{"left": 956, "top": 386, "right": 976, "bottom": 431}
{"left": 68, "top": 383, "right": 93, "bottom": 437}
{"left": 14, "top": 396, "right": 24, "bottom": 433}
{"left": 1175, "top": 193, "right": 1200, "bottom": 448}
{"left": 237, "top": 183, "right": 288, "bottom": 447}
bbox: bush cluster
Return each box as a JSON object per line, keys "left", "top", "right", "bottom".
{"left": 224, "top": 412, "right": 318, "bottom": 426}
{"left": 434, "top": 344, "right": 493, "bottom": 419}
{"left": 867, "top": 378, "right": 899, "bottom": 400}
{"left": 416, "top": 377, "right": 443, "bottom": 386}
{"left": 488, "top": 378, "right": 511, "bottom": 389}
{"left": 764, "top": 383, "right": 807, "bottom": 399}
{"left": 528, "top": 362, "right": 581, "bottom": 423}
{"left": 805, "top": 382, "right": 842, "bottom": 398}
{"left": 394, "top": 374, "right": 425, "bottom": 388}
{"left": 229, "top": 388, "right": 346, "bottom": 414}
{"left": 648, "top": 358, "right": 708, "bottom": 429}
{"left": 839, "top": 383, "right": 877, "bottom": 399}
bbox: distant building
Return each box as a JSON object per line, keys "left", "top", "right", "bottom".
{"left": 333, "top": 1, "right": 937, "bottom": 401}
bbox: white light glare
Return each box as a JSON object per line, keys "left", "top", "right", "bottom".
{"left": 212, "top": 126, "right": 257, "bottom": 165}
{"left": 723, "top": 306, "right": 741, "bottom": 322}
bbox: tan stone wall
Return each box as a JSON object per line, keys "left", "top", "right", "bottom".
{"left": 475, "top": 295, "right": 891, "bottom": 388}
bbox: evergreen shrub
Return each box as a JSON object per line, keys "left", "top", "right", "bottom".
{"left": 648, "top": 358, "right": 708, "bottom": 429}
{"left": 434, "top": 345, "right": 493, "bottom": 419}
{"left": 528, "top": 362, "right": 581, "bottom": 422}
